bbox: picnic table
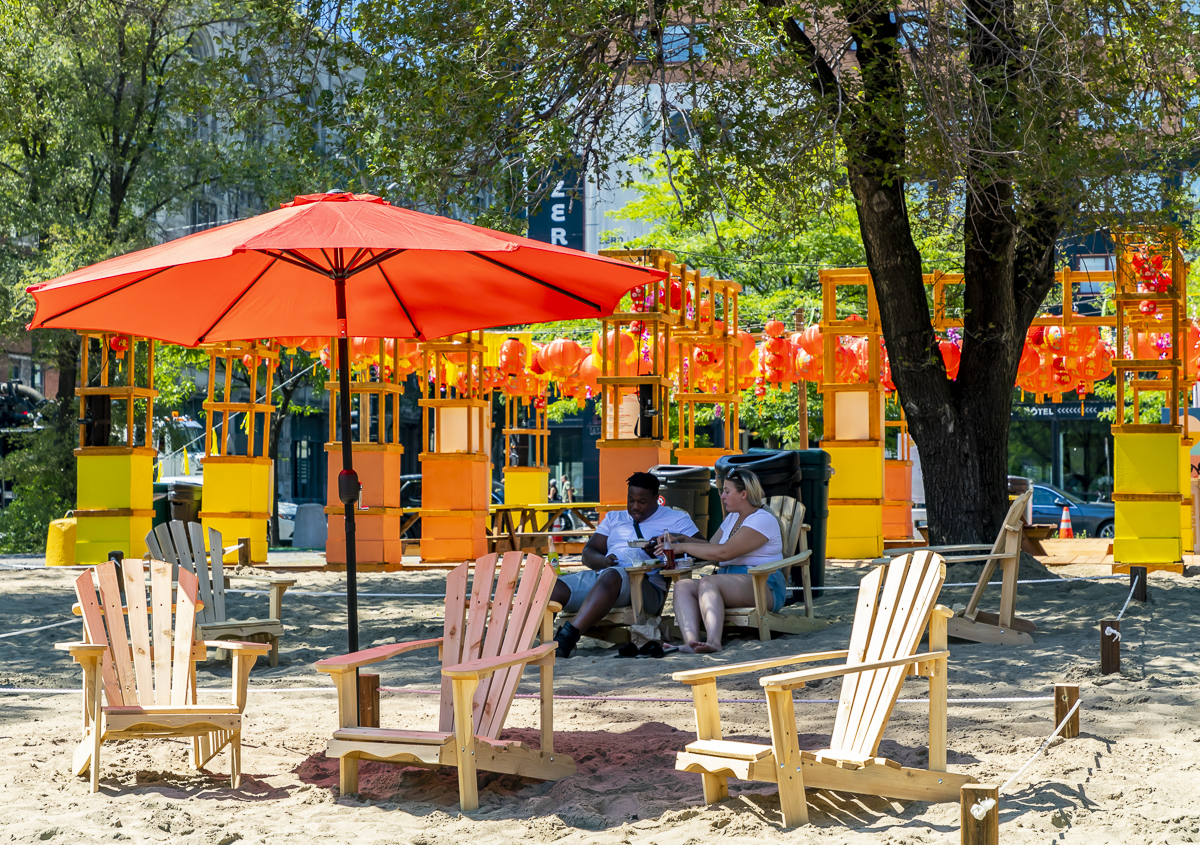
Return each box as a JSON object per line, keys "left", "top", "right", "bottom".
{"left": 488, "top": 501, "right": 600, "bottom": 554}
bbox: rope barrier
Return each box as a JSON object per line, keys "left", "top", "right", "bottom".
{"left": 1116, "top": 576, "right": 1139, "bottom": 622}
{"left": 0, "top": 619, "right": 77, "bottom": 639}
{"left": 0, "top": 685, "right": 1056, "bottom": 705}
{"left": 969, "top": 697, "right": 1083, "bottom": 820}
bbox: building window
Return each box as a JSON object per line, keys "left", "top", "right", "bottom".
{"left": 190, "top": 199, "right": 218, "bottom": 233}
{"left": 1077, "top": 254, "right": 1114, "bottom": 273}
{"left": 634, "top": 25, "right": 706, "bottom": 63}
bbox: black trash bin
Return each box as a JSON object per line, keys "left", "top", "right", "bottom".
{"left": 167, "top": 482, "right": 202, "bottom": 526}
{"left": 715, "top": 449, "right": 831, "bottom": 598}
{"left": 650, "top": 465, "right": 712, "bottom": 534}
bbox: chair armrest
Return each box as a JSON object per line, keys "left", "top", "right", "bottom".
{"left": 672, "top": 649, "right": 849, "bottom": 685}
{"left": 201, "top": 640, "right": 271, "bottom": 654}
{"left": 933, "top": 604, "right": 953, "bottom": 618}
{"left": 225, "top": 575, "right": 297, "bottom": 586}
{"left": 315, "top": 637, "right": 444, "bottom": 674}
{"left": 884, "top": 544, "right": 992, "bottom": 557}
{"left": 623, "top": 563, "right": 659, "bottom": 575}
{"left": 55, "top": 642, "right": 108, "bottom": 657}
{"left": 748, "top": 550, "right": 811, "bottom": 576}
{"left": 442, "top": 642, "right": 557, "bottom": 680}
{"left": 761, "top": 650, "right": 951, "bottom": 692}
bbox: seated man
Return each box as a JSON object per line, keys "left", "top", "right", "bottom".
{"left": 552, "top": 471, "right": 703, "bottom": 658}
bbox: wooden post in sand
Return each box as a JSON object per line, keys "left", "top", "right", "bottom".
{"left": 961, "top": 784, "right": 999, "bottom": 845}
{"left": 1054, "top": 683, "right": 1080, "bottom": 739}
{"left": 238, "top": 537, "right": 251, "bottom": 569}
{"left": 1130, "top": 566, "right": 1148, "bottom": 602}
{"left": 1100, "top": 619, "right": 1120, "bottom": 675}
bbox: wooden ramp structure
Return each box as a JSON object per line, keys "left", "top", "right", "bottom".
{"left": 147, "top": 521, "right": 295, "bottom": 666}
{"left": 672, "top": 551, "right": 973, "bottom": 827}
{"left": 58, "top": 559, "right": 269, "bottom": 792}
{"left": 315, "top": 552, "right": 575, "bottom": 811}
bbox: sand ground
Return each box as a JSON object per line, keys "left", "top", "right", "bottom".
{"left": 2, "top": 553, "right": 1198, "bottom": 844}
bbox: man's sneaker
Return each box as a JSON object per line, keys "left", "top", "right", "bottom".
{"left": 553, "top": 622, "right": 581, "bottom": 659}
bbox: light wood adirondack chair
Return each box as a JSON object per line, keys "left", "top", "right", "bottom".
{"left": 57, "top": 559, "right": 269, "bottom": 792}
{"left": 672, "top": 551, "right": 975, "bottom": 828}
{"left": 720, "top": 495, "right": 824, "bottom": 641}
{"left": 314, "top": 551, "right": 576, "bottom": 811}
{"left": 146, "top": 521, "right": 295, "bottom": 666}
{"left": 881, "top": 490, "right": 1035, "bottom": 645}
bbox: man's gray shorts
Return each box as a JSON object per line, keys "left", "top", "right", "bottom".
{"left": 559, "top": 567, "right": 665, "bottom": 615}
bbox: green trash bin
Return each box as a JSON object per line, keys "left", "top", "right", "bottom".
{"left": 152, "top": 482, "right": 171, "bottom": 530}
{"left": 794, "top": 449, "right": 832, "bottom": 597}
{"left": 650, "top": 465, "right": 712, "bottom": 535}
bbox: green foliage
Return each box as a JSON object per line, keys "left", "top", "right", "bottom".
{"left": 0, "top": 424, "right": 74, "bottom": 552}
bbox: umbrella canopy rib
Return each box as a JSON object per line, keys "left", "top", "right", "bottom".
{"left": 374, "top": 263, "right": 423, "bottom": 339}
{"left": 256, "top": 248, "right": 332, "bottom": 277}
{"left": 345, "top": 248, "right": 404, "bottom": 278}
{"left": 196, "top": 258, "right": 278, "bottom": 344}
{"left": 40, "top": 266, "right": 172, "bottom": 327}
{"left": 467, "top": 251, "right": 603, "bottom": 311}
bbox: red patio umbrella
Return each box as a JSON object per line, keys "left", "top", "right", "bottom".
{"left": 28, "top": 191, "right": 665, "bottom": 656}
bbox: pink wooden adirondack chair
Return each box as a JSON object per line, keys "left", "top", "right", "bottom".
{"left": 314, "top": 551, "right": 575, "bottom": 810}
{"left": 57, "top": 559, "right": 269, "bottom": 792}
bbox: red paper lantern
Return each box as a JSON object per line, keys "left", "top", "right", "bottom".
{"left": 498, "top": 338, "right": 527, "bottom": 375}
{"left": 540, "top": 338, "right": 587, "bottom": 379}
{"left": 939, "top": 338, "right": 961, "bottom": 381}
{"left": 108, "top": 335, "right": 130, "bottom": 353}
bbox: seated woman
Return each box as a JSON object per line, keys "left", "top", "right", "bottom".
{"left": 657, "top": 469, "right": 786, "bottom": 654}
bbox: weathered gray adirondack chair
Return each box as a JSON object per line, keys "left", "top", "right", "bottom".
{"left": 146, "top": 520, "right": 294, "bottom": 666}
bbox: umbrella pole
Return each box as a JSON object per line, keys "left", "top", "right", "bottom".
{"left": 337, "top": 336, "right": 359, "bottom": 656}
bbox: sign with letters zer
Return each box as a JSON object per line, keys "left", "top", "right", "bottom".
{"left": 527, "top": 167, "right": 584, "bottom": 250}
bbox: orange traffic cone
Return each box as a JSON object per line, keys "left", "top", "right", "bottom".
{"left": 1059, "top": 506, "right": 1074, "bottom": 539}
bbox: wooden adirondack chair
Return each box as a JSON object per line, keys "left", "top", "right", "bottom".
{"left": 556, "top": 506, "right": 696, "bottom": 645}
{"left": 146, "top": 521, "right": 295, "bottom": 666}
{"left": 882, "top": 490, "right": 1035, "bottom": 645}
{"left": 672, "top": 551, "right": 975, "bottom": 828}
{"left": 314, "top": 552, "right": 576, "bottom": 811}
{"left": 720, "top": 495, "right": 824, "bottom": 641}
{"left": 57, "top": 559, "right": 269, "bottom": 792}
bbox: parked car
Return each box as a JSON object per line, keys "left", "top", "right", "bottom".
{"left": 398, "top": 474, "right": 504, "bottom": 538}
{"left": 1030, "top": 483, "right": 1114, "bottom": 538}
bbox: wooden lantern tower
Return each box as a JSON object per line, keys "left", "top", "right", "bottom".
{"left": 418, "top": 331, "right": 491, "bottom": 561}
{"left": 200, "top": 340, "right": 277, "bottom": 564}
{"left": 74, "top": 333, "right": 157, "bottom": 563}
{"left": 324, "top": 338, "right": 408, "bottom": 566}
{"left": 673, "top": 270, "right": 742, "bottom": 467}
{"left": 502, "top": 384, "right": 550, "bottom": 505}
{"left": 594, "top": 249, "right": 687, "bottom": 509}
{"left": 817, "top": 268, "right": 886, "bottom": 559}
{"left": 1110, "top": 229, "right": 1190, "bottom": 574}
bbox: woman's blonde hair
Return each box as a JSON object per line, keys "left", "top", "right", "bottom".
{"left": 724, "top": 468, "right": 765, "bottom": 509}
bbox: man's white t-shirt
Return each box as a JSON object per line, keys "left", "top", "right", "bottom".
{"left": 596, "top": 505, "right": 699, "bottom": 590}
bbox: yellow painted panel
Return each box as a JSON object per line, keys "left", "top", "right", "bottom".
{"left": 827, "top": 503, "right": 883, "bottom": 540}
{"left": 1115, "top": 500, "right": 1180, "bottom": 539}
{"left": 203, "top": 462, "right": 271, "bottom": 514}
{"left": 827, "top": 534, "right": 884, "bottom": 559}
{"left": 823, "top": 445, "right": 884, "bottom": 499}
{"left": 201, "top": 516, "right": 267, "bottom": 564}
{"left": 1114, "top": 432, "right": 1180, "bottom": 495}
{"left": 75, "top": 516, "right": 152, "bottom": 564}
{"left": 77, "top": 454, "right": 154, "bottom": 510}
{"left": 1113, "top": 536, "right": 1181, "bottom": 564}
{"left": 504, "top": 467, "right": 549, "bottom": 506}
{"left": 1183, "top": 504, "right": 1194, "bottom": 555}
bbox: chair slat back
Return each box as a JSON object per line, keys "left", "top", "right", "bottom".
{"left": 767, "top": 496, "right": 804, "bottom": 557}
{"left": 203, "top": 526, "right": 227, "bottom": 622}
{"left": 145, "top": 530, "right": 166, "bottom": 564}
{"left": 152, "top": 523, "right": 179, "bottom": 573}
{"left": 830, "top": 551, "right": 946, "bottom": 758}
{"left": 991, "top": 490, "right": 1032, "bottom": 557}
{"left": 478, "top": 556, "right": 554, "bottom": 739}
{"left": 169, "top": 521, "right": 197, "bottom": 576}
{"left": 72, "top": 559, "right": 201, "bottom": 708}
{"left": 438, "top": 562, "right": 473, "bottom": 732}
{"left": 436, "top": 554, "right": 555, "bottom": 740}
